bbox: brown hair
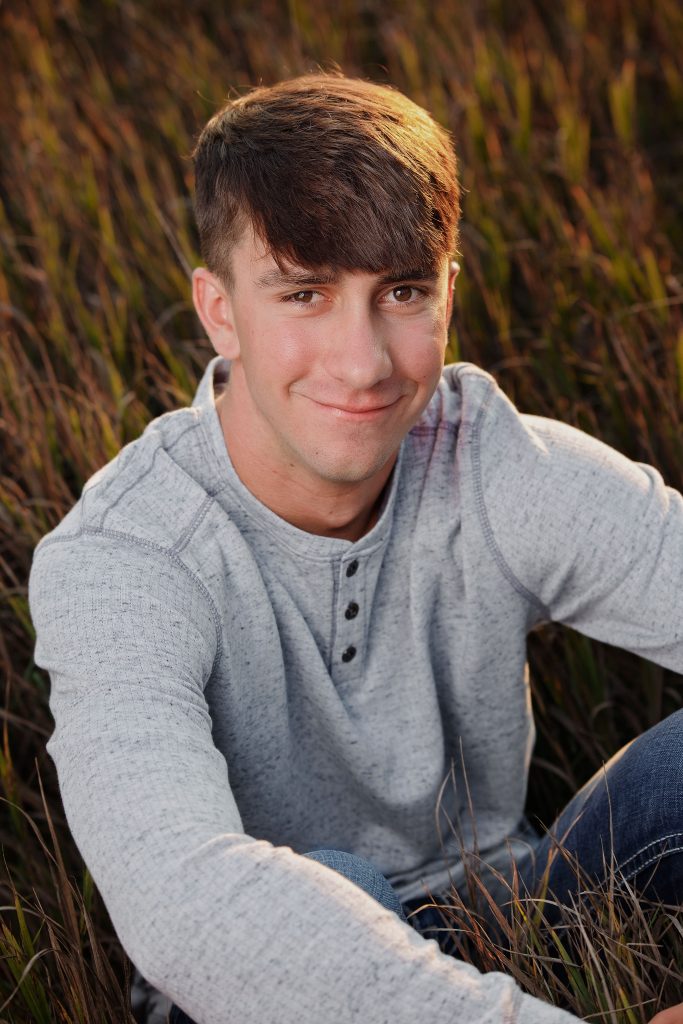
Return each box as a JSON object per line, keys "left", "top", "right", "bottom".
{"left": 192, "top": 70, "right": 460, "bottom": 290}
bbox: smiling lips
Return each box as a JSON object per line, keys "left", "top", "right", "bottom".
{"left": 313, "top": 398, "right": 399, "bottom": 419}
{"left": 314, "top": 396, "right": 399, "bottom": 412}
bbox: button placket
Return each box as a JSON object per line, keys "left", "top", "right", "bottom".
{"left": 342, "top": 557, "right": 362, "bottom": 667}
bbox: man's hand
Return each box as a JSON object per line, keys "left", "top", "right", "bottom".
{"left": 649, "top": 1004, "right": 683, "bottom": 1024}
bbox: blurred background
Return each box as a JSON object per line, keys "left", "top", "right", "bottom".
{"left": 0, "top": 0, "right": 681, "bottom": 1019}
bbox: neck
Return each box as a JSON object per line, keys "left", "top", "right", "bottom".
{"left": 214, "top": 389, "right": 396, "bottom": 542}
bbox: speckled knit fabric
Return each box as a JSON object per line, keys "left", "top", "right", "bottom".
{"left": 28, "top": 356, "right": 683, "bottom": 1024}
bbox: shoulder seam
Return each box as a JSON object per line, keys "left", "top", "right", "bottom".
{"left": 409, "top": 421, "right": 458, "bottom": 437}
{"left": 34, "top": 526, "right": 224, "bottom": 680}
{"left": 96, "top": 419, "right": 204, "bottom": 531}
{"left": 170, "top": 494, "right": 214, "bottom": 555}
{"left": 470, "top": 380, "right": 550, "bottom": 618}
{"left": 98, "top": 445, "right": 162, "bottom": 530}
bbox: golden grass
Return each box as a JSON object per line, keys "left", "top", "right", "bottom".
{"left": 0, "top": 0, "right": 681, "bottom": 1018}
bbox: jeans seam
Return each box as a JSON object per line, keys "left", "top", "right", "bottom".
{"left": 617, "top": 832, "right": 683, "bottom": 880}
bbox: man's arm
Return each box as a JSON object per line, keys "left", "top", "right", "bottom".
{"left": 469, "top": 374, "right": 682, "bottom": 1024}
{"left": 469, "top": 374, "right": 683, "bottom": 670}
{"left": 29, "top": 531, "right": 580, "bottom": 1024}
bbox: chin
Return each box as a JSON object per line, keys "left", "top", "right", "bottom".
{"left": 304, "top": 453, "right": 375, "bottom": 483}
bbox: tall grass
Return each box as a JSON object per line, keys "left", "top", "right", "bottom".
{"left": 0, "top": 0, "right": 681, "bottom": 1019}
{"left": 411, "top": 851, "right": 683, "bottom": 1022}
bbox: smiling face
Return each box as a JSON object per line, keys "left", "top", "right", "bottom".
{"left": 192, "top": 222, "right": 458, "bottom": 536}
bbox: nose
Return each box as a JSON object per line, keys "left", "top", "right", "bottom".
{"left": 323, "top": 307, "right": 393, "bottom": 391}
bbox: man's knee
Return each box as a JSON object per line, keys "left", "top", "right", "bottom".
{"left": 302, "top": 848, "right": 407, "bottom": 921}
{"left": 618, "top": 707, "right": 683, "bottom": 786}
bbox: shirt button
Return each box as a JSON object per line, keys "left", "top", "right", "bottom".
{"left": 346, "top": 559, "right": 359, "bottom": 577}
{"left": 341, "top": 646, "right": 356, "bottom": 663}
{"left": 345, "top": 602, "right": 359, "bottom": 620}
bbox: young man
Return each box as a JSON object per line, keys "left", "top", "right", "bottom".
{"left": 28, "top": 72, "right": 682, "bottom": 1024}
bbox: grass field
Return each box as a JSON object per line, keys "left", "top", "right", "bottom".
{"left": 0, "top": 0, "right": 682, "bottom": 1020}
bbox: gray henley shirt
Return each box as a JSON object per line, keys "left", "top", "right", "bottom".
{"left": 28, "top": 355, "right": 683, "bottom": 1023}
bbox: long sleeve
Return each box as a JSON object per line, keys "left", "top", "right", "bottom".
{"left": 471, "top": 375, "right": 683, "bottom": 671}
{"left": 28, "top": 529, "right": 579, "bottom": 1024}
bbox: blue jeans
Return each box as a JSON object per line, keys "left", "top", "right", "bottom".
{"left": 168, "top": 709, "right": 683, "bottom": 1024}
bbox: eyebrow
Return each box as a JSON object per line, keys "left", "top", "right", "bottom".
{"left": 255, "top": 267, "right": 439, "bottom": 289}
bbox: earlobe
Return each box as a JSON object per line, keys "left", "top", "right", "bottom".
{"left": 191, "top": 267, "right": 241, "bottom": 360}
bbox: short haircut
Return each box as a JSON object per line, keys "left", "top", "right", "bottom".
{"left": 192, "top": 70, "right": 460, "bottom": 290}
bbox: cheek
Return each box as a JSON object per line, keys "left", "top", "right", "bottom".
{"left": 394, "top": 325, "right": 446, "bottom": 384}
{"left": 272, "top": 325, "right": 319, "bottom": 376}
{"left": 238, "top": 314, "right": 311, "bottom": 382}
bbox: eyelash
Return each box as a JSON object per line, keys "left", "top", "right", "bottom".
{"left": 281, "top": 285, "right": 429, "bottom": 308}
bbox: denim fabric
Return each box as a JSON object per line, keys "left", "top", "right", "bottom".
{"left": 302, "top": 848, "right": 409, "bottom": 922}
{"left": 403, "top": 709, "right": 683, "bottom": 954}
{"left": 168, "top": 710, "right": 682, "bottom": 1024}
{"left": 517, "top": 707, "right": 682, "bottom": 907}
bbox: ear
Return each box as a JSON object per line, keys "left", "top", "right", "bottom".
{"left": 192, "top": 267, "right": 240, "bottom": 360}
{"left": 445, "top": 259, "right": 459, "bottom": 324}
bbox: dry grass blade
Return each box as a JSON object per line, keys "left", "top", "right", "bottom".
{"left": 1, "top": 0, "right": 682, "bottom": 1019}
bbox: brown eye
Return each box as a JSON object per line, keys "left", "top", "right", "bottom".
{"left": 393, "top": 286, "right": 414, "bottom": 302}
